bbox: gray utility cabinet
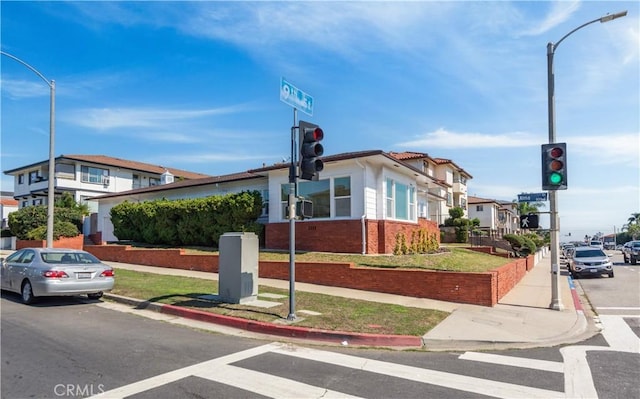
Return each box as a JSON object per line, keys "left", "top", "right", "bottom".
{"left": 218, "top": 232, "right": 259, "bottom": 304}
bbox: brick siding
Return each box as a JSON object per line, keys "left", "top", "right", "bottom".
{"left": 265, "top": 218, "right": 440, "bottom": 254}
{"left": 17, "top": 235, "right": 84, "bottom": 250}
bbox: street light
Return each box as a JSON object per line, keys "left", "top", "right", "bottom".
{"left": 546, "top": 10, "right": 627, "bottom": 311}
{"left": 1, "top": 51, "right": 56, "bottom": 248}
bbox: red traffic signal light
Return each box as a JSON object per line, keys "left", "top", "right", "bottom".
{"left": 298, "top": 121, "right": 324, "bottom": 181}
{"left": 541, "top": 143, "right": 567, "bottom": 190}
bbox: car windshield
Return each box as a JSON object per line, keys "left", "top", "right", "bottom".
{"left": 575, "top": 249, "right": 605, "bottom": 258}
{"left": 632, "top": 242, "right": 640, "bottom": 248}
{"left": 41, "top": 252, "right": 101, "bottom": 264}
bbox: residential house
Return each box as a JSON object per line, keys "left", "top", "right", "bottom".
{"left": 92, "top": 150, "right": 462, "bottom": 254}
{"left": 467, "top": 196, "right": 519, "bottom": 237}
{"left": 1, "top": 192, "right": 19, "bottom": 229}
{"left": 388, "top": 152, "right": 472, "bottom": 224}
{"left": 3, "top": 155, "right": 211, "bottom": 215}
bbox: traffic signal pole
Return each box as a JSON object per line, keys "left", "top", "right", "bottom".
{"left": 547, "top": 42, "right": 565, "bottom": 311}
{"left": 287, "top": 109, "right": 298, "bottom": 320}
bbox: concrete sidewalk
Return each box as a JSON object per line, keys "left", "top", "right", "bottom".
{"left": 1, "top": 249, "right": 598, "bottom": 350}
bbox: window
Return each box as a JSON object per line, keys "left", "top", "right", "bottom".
{"left": 280, "top": 177, "right": 349, "bottom": 219}
{"left": 476, "top": 205, "right": 484, "bottom": 212}
{"left": 385, "top": 178, "right": 416, "bottom": 221}
{"left": 55, "top": 163, "right": 75, "bottom": 179}
{"left": 149, "top": 177, "right": 160, "bottom": 186}
{"left": 132, "top": 174, "right": 141, "bottom": 189}
{"left": 261, "top": 189, "right": 269, "bottom": 217}
{"left": 32, "top": 199, "right": 43, "bottom": 206}
{"left": 18, "top": 174, "right": 24, "bottom": 184}
{"left": 334, "top": 177, "right": 351, "bottom": 217}
{"left": 21, "top": 200, "right": 28, "bottom": 208}
{"left": 29, "top": 171, "right": 42, "bottom": 184}
{"left": 446, "top": 192, "right": 453, "bottom": 207}
{"left": 81, "top": 166, "right": 109, "bottom": 184}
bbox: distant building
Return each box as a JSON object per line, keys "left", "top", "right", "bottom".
{"left": 468, "top": 196, "right": 519, "bottom": 237}
{"left": 0, "top": 192, "right": 18, "bottom": 229}
{"left": 3, "top": 154, "right": 210, "bottom": 214}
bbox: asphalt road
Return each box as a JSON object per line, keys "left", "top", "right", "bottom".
{"left": 2, "top": 288, "right": 639, "bottom": 399}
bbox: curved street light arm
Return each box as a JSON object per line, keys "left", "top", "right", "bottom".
{"left": 1, "top": 50, "right": 53, "bottom": 88}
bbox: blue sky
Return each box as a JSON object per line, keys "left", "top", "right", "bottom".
{"left": 1, "top": 1, "right": 638, "bottom": 241}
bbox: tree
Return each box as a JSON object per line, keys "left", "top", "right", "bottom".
{"left": 624, "top": 212, "right": 640, "bottom": 239}
{"left": 513, "top": 200, "right": 546, "bottom": 216}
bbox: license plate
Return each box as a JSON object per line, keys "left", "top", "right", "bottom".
{"left": 590, "top": 269, "right": 597, "bottom": 273}
{"left": 77, "top": 272, "right": 92, "bottom": 279}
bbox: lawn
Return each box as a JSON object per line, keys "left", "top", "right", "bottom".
{"left": 111, "top": 269, "right": 450, "bottom": 336}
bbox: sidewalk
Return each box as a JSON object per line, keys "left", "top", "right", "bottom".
{"left": 1, "top": 249, "right": 598, "bottom": 350}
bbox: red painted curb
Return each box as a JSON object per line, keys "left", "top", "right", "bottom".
{"left": 160, "top": 303, "right": 423, "bottom": 347}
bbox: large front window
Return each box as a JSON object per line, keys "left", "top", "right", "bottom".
{"left": 281, "top": 177, "right": 350, "bottom": 219}
{"left": 385, "top": 178, "right": 416, "bottom": 221}
{"left": 81, "top": 166, "right": 109, "bottom": 184}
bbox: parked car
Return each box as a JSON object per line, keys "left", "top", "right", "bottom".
{"left": 568, "top": 247, "right": 614, "bottom": 278}
{"left": 622, "top": 241, "right": 640, "bottom": 265}
{"left": 0, "top": 248, "right": 114, "bottom": 304}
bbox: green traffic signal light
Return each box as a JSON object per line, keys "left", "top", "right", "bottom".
{"left": 549, "top": 172, "right": 563, "bottom": 185}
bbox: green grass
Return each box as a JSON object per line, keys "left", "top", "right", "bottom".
{"left": 111, "top": 269, "right": 450, "bottom": 336}
{"left": 176, "top": 246, "right": 510, "bottom": 273}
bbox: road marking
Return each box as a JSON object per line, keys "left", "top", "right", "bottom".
{"left": 91, "top": 341, "right": 564, "bottom": 399}
{"left": 599, "top": 315, "right": 640, "bottom": 353}
{"left": 270, "top": 345, "right": 564, "bottom": 398}
{"left": 195, "top": 364, "right": 363, "bottom": 398}
{"left": 458, "top": 352, "right": 564, "bottom": 373}
{"left": 596, "top": 307, "right": 640, "bottom": 311}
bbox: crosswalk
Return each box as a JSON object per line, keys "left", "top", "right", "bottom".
{"left": 90, "top": 315, "right": 639, "bottom": 399}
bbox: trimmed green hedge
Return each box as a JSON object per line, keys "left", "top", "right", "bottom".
{"left": 8, "top": 205, "right": 83, "bottom": 240}
{"left": 110, "top": 191, "right": 264, "bottom": 247}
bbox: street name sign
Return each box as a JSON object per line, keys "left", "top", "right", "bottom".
{"left": 517, "top": 192, "right": 548, "bottom": 202}
{"left": 280, "top": 78, "right": 313, "bottom": 116}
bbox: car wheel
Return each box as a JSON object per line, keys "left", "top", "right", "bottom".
{"left": 623, "top": 255, "right": 629, "bottom": 263}
{"left": 632, "top": 257, "right": 638, "bottom": 265}
{"left": 87, "top": 292, "right": 103, "bottom": 300}
{"left": 21, "top": 280, "right": 35, "bottom": 305}
{"left": 608, "top": 272, "right": 614, "bottom": 278}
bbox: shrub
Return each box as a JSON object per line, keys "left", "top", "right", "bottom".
{"left": 26, "top": 221, "right": 80, "bottom": 240}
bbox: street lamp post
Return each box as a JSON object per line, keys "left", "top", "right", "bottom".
{"left": 546, "top": 10, "right": 627, "bottom": 310}
{"left": 1, "top": 51, "right": 56, "bottom": 248}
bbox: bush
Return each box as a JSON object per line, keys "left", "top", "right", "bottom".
{"left": 111, "top": 191, "right": 263, "bottom": 247}
{"left": 8, "top": 205, "right": 84, "bottom": 240}
{"left": 26, "top": 221, "right": 80, "bottom": 240}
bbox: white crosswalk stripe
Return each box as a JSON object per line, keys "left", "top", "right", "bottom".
{"left": 89, "top": 315, "right": 638, "bottom": 399}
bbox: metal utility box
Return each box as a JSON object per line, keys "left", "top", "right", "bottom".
{"left": 218, "top": 232, "right": 259, "bottom": 304}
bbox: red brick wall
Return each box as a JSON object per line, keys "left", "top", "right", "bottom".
{"left": 265, "top": 218, "right": 440, "bottom": 254}
{"left": 17, "top": 235, "right": 84, "bottom": 250}
{"left": 83, "top": 244, "right": 532, "bottom": 307}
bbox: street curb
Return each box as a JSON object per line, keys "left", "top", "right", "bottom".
{"left": 104, "top": 294, "right": 424, "bottom": 348}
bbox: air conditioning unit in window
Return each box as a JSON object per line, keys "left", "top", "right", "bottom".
{"left": 102, "top": 176, "right": 110, "bottom": 186}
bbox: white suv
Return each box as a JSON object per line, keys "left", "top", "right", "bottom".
{"left": 569, "top": 247, "right": 614, "bottom": 278}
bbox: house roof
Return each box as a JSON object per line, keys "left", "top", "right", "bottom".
{"left": 432, "top": 158, "right": 473, "bottom": 179}
{"left": 92, "top": 149, "right": 453, "bottom": 201}
{"left": 467, "top": 195, "right": 499, "bottom": 205}
{"left": 3, "top": 154, "right": 211, "bottom": 180}
{"left": 388, "top": 151, "right": 435, "bottom": 162}
{"left": 0, "top": 198, "right": 18, "bottom": 206}
{"left": 91, "top": 171, "right": 262, "bottom": 200}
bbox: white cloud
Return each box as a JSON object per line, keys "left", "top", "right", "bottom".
{"left": 0, "top": 78, "right": 51, "bottom": 99}
{"left": 568, "top": 134, "right": 640, "bottom": 167}
{"left": 396, "top": 128, "right": 540, "bottom": 149}
{"left": 520, "top": 0, "right": 581, "bottom": 36}
{"left": 64, "top": 105, "right": 250, "bottom": 131}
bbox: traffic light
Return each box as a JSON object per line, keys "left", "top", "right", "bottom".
{"left": 298, "top": 120, "right": 324, "bottom": 181}
{"left": 541, "top": 142, "right": 567, "bottom": 190}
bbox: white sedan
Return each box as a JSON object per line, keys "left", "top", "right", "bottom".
{"left": 1, "top": 248, "right": 115, "bottom": 304}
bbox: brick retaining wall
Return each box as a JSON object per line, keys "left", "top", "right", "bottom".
{"left": 17, "top": 235, "right": 84, "bottom": 250}
{"left": 84, "top": 245, "right": 533, "bottom": 307}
